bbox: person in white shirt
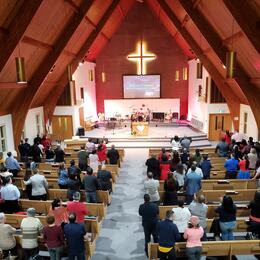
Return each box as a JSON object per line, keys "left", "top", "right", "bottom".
{"left": 89, "top": 150, "right": 99, "bottom": 173}
{"left": 0, "top": 177, "right": 20, "bottom": 213}
{"left": 171, "top": 135, "right": 180, "bottom": 152}
{"left": 186, "top": 162, "right": 203, "bottom": 178}
{"left": 144, "top": 172, "right": 160, "bottom": 203}
{"left": 172, "top": 200, "right": 191, "bottom": 234}
{"left": 86, "top": 138, "right": 96, "bottom": 153}
{"left": 248, "top": 148, "right": 258, "bottom": 169}
{"left": 21, "top": 208, "right": 43, "bottom": 259}
{"left": 231, "top": 130, "right": 247, "bottom": 143}
{"left": 24, "top": 167, "right": 48, "bottom": 200}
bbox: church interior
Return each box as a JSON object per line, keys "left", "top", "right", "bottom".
{"left": 0, "top": 0, "right": 260, "bottom": 259}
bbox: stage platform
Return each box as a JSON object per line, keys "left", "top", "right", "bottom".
{"left": 75, "top": 125, "right": 212, "bottom": 148}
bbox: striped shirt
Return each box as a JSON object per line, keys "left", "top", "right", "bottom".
{"left": 21, "top": 217, "right": 43, "bottom": 249}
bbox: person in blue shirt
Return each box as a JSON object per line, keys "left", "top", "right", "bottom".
{"left": 215, "top": 138, "right": 229, "bottom": 157}
{"left": 63, "top": 212, "right": 86, "bottom": 260}
{"left": 184, "top": 165, "right": 202, "bottom": 204}
{"left": 199, "top": 154, "right": 212, "bottom": 179}
{"left": 156, "top": 210, "right": 180, "bottom": 260}
{"left": 5, "top": 152, "right": 21, "bottom": 177}
{"left": 224, "top": 154, "right": 238, "bottom": 179}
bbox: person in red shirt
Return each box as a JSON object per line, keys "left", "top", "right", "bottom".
{"left": 97, "top": 142, "right": 107, "bottom": 165}
{"left": 48, "top": 199, "right": 68, "bottom": 226}
{"left": 223, "top": 130, "right": 232, "bottom": 146}
{"left": 160, "top": 155, "right": 171, "bottom": 180}
{"left": 158, "top": 148, "right": 171, "bottom": 162}
{"left": 43, "top": 215, "right": 64, "bottom": 260}
{"left": 238, "top": 155, "right": 250, "bottom": 179}
{"left": 67, "top": 192, "right": 87, "bottom": 224}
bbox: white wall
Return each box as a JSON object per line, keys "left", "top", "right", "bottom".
{"left": 0, "top": 114, "right": 15, "bottom": 156}
{"left": 73, "top": 62, "right": 97, "bottom": 121}
{"left": 104, "top": 98, "right": 180, "bottom": 118}
{"left": 24, "top": 106, "right": 44, "bottom": 145}
{"left": 240, "top": 104, "right": 258, "bottom": 141}
{"left": 188, "top": 59, "right": 233, "bottom": 135}
{"left": 53, "top": 62, "right": 97, "bottom": 136}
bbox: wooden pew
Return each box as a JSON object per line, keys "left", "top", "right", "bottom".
{"left": 158, "top": 179, "right": 257, "bottom": 192}
{"left": 47, "top": 189, "right": 111, "bottom": 206}
{"left": 148, "top": 240, "right": 260, "bottom": 259}
{"left": 201, "top": 189, "right": 258, "bottom": 203}
{"left": 15, "top": 234, "right": 96, "bottom": 260}
{"left": 158, "top": 189, "right": 258, "bottom": 203}
{"left": 210, "top": 170, "right": 255, "bottom": 179}
{"left": 159, "top": 205, "right": 250, "bottom": 220}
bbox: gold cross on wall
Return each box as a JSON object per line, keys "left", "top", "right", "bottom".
{"left": 127, "top": 41, "right": 156, "bottom": 75}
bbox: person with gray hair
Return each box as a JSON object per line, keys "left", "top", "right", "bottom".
{"left": 0, "top": 212, "right": 17, "bottom": 258}
{"left": 188, "top": 193, "right": 208, "bottom": 240}
{"left": 106, "top": 144, "right": 119, "bottom": 165}
{"left": 67, "top": 192, "right": 87, "bottom": 224}
{"left": 21, "top": 208, "right": 43, "bottom": 259}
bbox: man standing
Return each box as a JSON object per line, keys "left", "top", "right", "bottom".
{"left": 78, "top": 145, "right": 89, "bottom": 171}
{"left": 157, "top": 210, "right": 180, "bottom": 260}
{"left": 21, "top": 208, "right": 43, "bottom": 259}
{"left": 180, "top": 136, "right": 192, "bottom": 151}
{"left": 0, "top": 177, "right": 20, "bottom": 213}
{"left": 138, "top": 194, "right": 159, "bottom": 257}
{"left": 5, "top": 152, "right": 21, "bottom": 177}
{"left": 67, "top": 192, "right": 88, "bottom": 224}
{"left": 145, "top": 154, "right": 160, "bottom": 180}
{"left": 83, "top": 167, "right": 100, "bottom": 203}
{"left": 54, "top": 144, "right": 65, "bottom": 163}
{"left": 64, "top": 212, "right": 86, "bottom": 260}
{"left": 106, "top": 144, "right": 119, "bottom": 165}
{"left": 215, "top": 138, "right": 229, "bottom": 157}
{"left": 224, "top": 154, "right": 239, "bottom": 179}
{"left": 184, "top": 165, "right": 202, "bottom": 204}
{"left": 144, "top": 172, "right": 160, "bottom": 204}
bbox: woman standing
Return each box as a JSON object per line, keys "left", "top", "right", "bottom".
{"left": 159, "top": 155, "right": 171, "bottom": 181}
{"left": 97, "top": 143, "right": 107, "bottom": 166}
{"left": 57, "top": 163, "right": 68, "bottom": 189}
{"left": 163, "top": 172, "right": 178, "bottom": 205}
{"left": 215, "top": 196, "right": 237, "bottom": 240}
{"left": 89, "top": 150, "right": 99, "bottom": 174}
{"left": 48, "top": 199, "right": 68, "bottom": 226}
{"left": 238, "top": 155, "right": 250, "bottom": 179}
{"left": 184, "top": 216, "right": 204, "bottom": 260}
{"left": 248, "top": 191, "right": 260, "bottom": 238}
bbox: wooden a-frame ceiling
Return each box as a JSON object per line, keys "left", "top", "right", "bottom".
{"left": 0, "top": 0, "right": 259, "bottom": 147}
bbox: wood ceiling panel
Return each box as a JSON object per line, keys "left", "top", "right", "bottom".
{"left": 198, "top": 0, "right": 241, "bottom": 40}
{"left": 87, "top": 0, "right": 113, "bottom": 25}
{"left": 25, "top": 0, "right": 75, "bottom": 46}
{"left": 0, "top": 0, "right": 21, "bottom": 28}
{"left": 87, "top": 34, "right": 108, "bottom": 61}
{"left": 65, "top": 21, "right": 93, "bottom": 54}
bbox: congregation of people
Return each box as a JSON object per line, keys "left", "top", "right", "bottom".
{"left": 141, "top": 132, "right": 260, "bottom": 259}
{"left": 0, "top": 135, "right": 120, "bottom": 259}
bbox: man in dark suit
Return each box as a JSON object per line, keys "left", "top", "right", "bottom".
{"left": 139, "top": 194, "right": 159, "bottom": 257}
{"left": 145, "top": 154, "right": 160, "bottom": 179}
{"left": 106, "top": 144, "right": 119, "bottom": 165}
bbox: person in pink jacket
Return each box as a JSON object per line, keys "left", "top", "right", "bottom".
{"left": 183, "top": 215, "right": 204, "bottom": 260}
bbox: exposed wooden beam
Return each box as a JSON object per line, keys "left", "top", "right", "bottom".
{"left": 22, "top": 36, "right": 76, "bottom": 57}
{"left": 157, "top": 0, "right": 241, "bottom": 130}
{"left": 117, "top": 4, "right": 125, "bottom": 18}
{"left": 0, "top": 0, "right": 43, "bottom": 73}
{"left": 64, "top": 0, "right": 80, "bottom": 13}
{"left": 11, "top": 0, "right": 94, "bottom": 149}
{"left": 223, "top": 0, "right": 260, "bottom": 54}
{"left": 222, "top": 31, "right": 244, "bottom": 46}
{"left": 179, "top": 0, "right": 260, "bottom": 137}
{"left": 0, "top": 82, "right": 27, "bottom": 89}
{"left": 181, "top": 14, "right": 189, "bottom": 27}
{"left": 43, "top": 0, "right": 120, "bottom": 123}
{"left": 203, "top": 47, "right": 211, "bottom": 55}
{"left": 192, "top": 0, "right": 201, "bottom": 9}
{"left": 84, "top": 17, "right": 110, "bottom": 41}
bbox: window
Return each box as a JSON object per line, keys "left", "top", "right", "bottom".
{"left": 0, "top": 125, "right": 7, "bottom": 152}
{"left": 88, "top": 70, "right": 93, "bottom": 81}
{"left": 183, "top": 67, "right": 188, "bottom": 80}
{"left": 80, "top": 87, "right": 84, "bottom": 100}
{"left": 36, "top": 114, "right": 41, "bottom": 135}
{"left": 175, "top": 70, "right": 179, "bottom": 81}
{"left": 243, "top": 112, "right": 248, "bottom": 134}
